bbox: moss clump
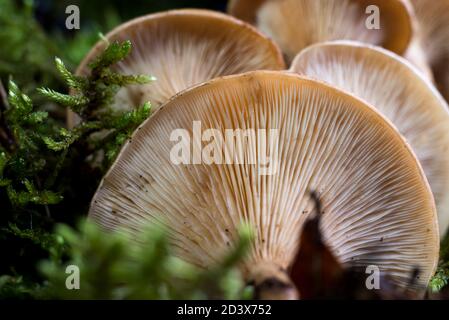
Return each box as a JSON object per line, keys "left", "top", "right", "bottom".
{"left": 37, "top": 220, "right": 253, "bottom": 300}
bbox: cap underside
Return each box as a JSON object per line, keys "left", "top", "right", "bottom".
{"left": 89, "top": 71, "right": 438, "bottom": 294}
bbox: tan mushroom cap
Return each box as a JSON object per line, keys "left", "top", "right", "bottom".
{"left": 89, "top": 71, "right": 439, "bottom": 295}
{"left": 409, "top": 0, "right": 449, "bottom": 102}
{"left": 228, "top": 0, "right": 413, "bottom": 63}
{"left": 69, "top": 9, "right": 285, "bottom": 127}
{"left": 290, "top": 40, "right": 449, "bottom": 237}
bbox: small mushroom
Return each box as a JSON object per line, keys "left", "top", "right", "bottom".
{"left": 69, "top": 9, "right": 285, "bottom": 127}
{"left": 290, "top": 40, "right": 449, "bottom": 237}
{"left": 408, "top": 0, "right": 449, "bottom": 102}
{"left": 89, "top": 71, "right": 439, "bottom": 297}
{"left": 227, "top": 0, "right": 413, "bottom": 63}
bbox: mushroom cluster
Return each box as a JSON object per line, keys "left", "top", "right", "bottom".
{"left": 84, "top": 2, "right": 449, "bottom": 299}
{"left": 228, "top": 0, "right": 413, "bottom": 63}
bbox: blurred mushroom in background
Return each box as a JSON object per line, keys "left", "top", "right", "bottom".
{"left": 290, "top": 41, "right": 449, "bottom": 238}
{"left": 227, "top": 0, "right": 413, "bottom": 64}
{"left": 69, "top": 9, "right": 285, "bottom": 127}
{"left": 89, "top": 71, "right": 439, "bottom": 299}
{"left": 408, "top": 0, "right": 449, "bottom": 103}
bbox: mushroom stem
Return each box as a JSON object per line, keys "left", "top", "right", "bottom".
{"left": 248, "top": 261, "right": 299, "bottom": 300}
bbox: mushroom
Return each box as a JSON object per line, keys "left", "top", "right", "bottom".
{"left": 227, "top": 0, "right": 413, "bottom": 64}
{"left": 404, "top": 36, "right": 434, "bottom": 81}
{"left": 408, "top": 0, "right": 449, "bottom": 102}
{"left": 290, "top": 40, "right": 449, "bottom": 237}
{"left": 68, "top": 9, "right": 285, "bottom": 127}
{"left": 89, "top": 71, "right": 439, "bottom": 298}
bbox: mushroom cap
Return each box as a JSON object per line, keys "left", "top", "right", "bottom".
{"left": 228, "top": 0, "right": 413, "bottom": 63}
{"left": 69, "top": 9, "right": 285, "bottom": 127}
{"left": 290, "top": 40, "right": 449, "bottom": 237}
{"left": 409, "top": 0, "right": 449, "bottom": 102}
{"left": 89, "top": 71, "right": 439, "bottom": 294}
{"left": 404, "top": 36, "right": 434, "bottom": 81}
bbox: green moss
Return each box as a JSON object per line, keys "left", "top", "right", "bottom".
{"left": 37, "top": 220, "right": 253, "bottom": 300}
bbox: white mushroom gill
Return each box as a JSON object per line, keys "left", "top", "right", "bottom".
{"left": 76, "top": 9, "right": 285, "bottom": 114}
{"left": 89, "top": 71, "right": 439, "bottom": 295}
{"left": 290, "top": 41, "right": 449, "bottom": 236}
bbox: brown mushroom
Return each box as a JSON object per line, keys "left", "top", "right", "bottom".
{"left": 408, "top": 0, "right": 449, "bottom": 102}
{"left": 228, "top": 0, "right": 413, "bottom": 63}
{"left": 68, "top": 9, "right": 285, "bottom": 127}
{"left": 290, "top": 40, "right": 449, "bottom": 237}
{"left": 404, "top": 36, "right": 434, "bottom": 81}
{"left": 89, "top": 71, "right": 439, "bottom": 297}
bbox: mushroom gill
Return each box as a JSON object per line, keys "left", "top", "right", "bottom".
{"left": 89, "top": 71, "right": 439, "bottom": 297}
{"left": 409, "top": 0, "right": 449, "bottom": 103}
{"left": 404, "top": 36, "right": 434, "bottom": 81}
{"left": 228, "top": 0, "right": 413, "bottom": 63}
{"left": 290, "top": 40, "right": 449, "bottom": 237}
{"left": 70, "top": 9, "right": 285, "bottom": 127}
